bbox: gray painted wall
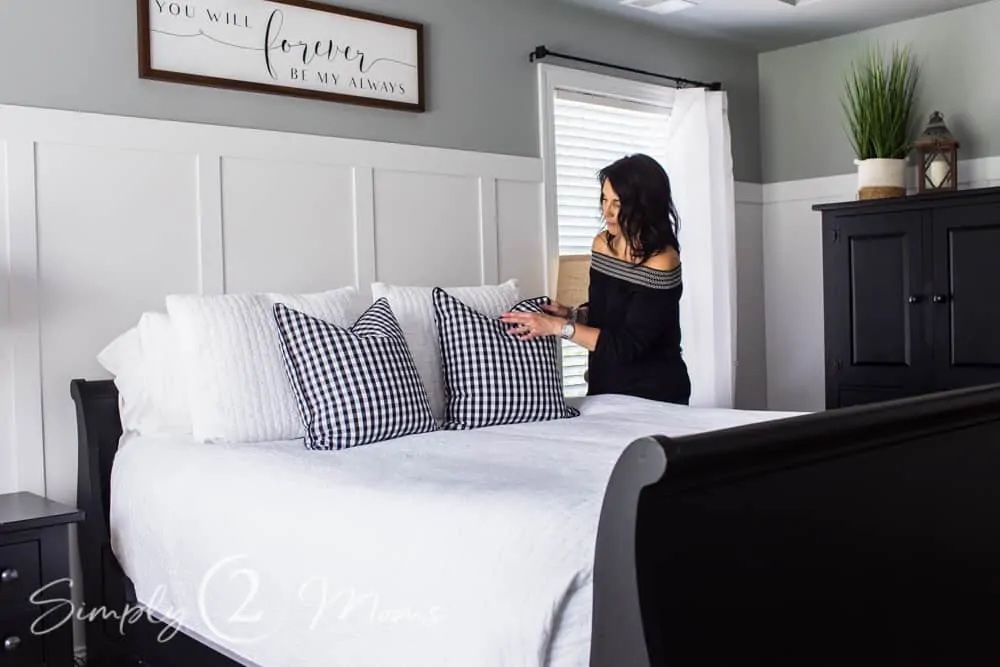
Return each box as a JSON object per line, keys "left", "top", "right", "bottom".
{"left": 0, "top": 0, "right": 761, "bottom": 181}
{"left": 759, "top": 0, "right": 1000, "bottom": 183}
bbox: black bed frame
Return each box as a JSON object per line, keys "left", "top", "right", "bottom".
{"left": 70, "top": 378, "right": 1000, "bottom": 667}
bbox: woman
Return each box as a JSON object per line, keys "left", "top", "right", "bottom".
{"left": 501, "top": 153, "right": 691, "bottom": 405}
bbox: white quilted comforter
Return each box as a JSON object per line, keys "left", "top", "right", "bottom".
{"left": 109, "top": 394, "right": 802, "bottom": 667}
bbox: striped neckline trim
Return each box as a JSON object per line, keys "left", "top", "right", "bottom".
{"left": 591, "top": 251, "right": 682, "bottom": 290}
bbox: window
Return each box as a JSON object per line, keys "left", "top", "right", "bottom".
{"left": 539, "top": 65, "right": 675, "bottom": 396}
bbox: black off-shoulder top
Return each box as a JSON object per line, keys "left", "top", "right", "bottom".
{"left": 582, "top": 251, "right": 691, "bottom": 405}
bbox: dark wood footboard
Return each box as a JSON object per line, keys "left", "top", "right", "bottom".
{"left": 592, "top": 382, "right": 1000, "bottom": 667}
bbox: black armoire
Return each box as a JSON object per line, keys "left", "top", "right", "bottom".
{"left": 814, "top": 186, "right": 1000, "bottom": 409}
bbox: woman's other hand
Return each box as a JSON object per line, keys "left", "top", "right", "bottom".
{"left": 500, "top": 311, "right": 564, "bottom": 341}
{"left": 540, "top": 301, "right": 572, "bottom": 319}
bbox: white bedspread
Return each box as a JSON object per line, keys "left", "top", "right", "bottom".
{"left": 109, "top": 394, "right": 803, "bottom": 667}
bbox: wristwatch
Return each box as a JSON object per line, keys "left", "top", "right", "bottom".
{"left": 560, "top": 321, "right": 576, "bottom": 340}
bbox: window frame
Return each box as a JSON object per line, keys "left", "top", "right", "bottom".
{"left": 536, "top": 63, "right": 678, "bottom": 297}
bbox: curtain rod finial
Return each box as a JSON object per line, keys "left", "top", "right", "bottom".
{"left": 530, "top": 45, "right": 549, "bottom": 63}
{"left": 709, "top": 82, "right": 723, "bottom": 91}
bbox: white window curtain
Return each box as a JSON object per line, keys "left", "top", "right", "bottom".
{"left": 663, "top": 88, "right": 738, "bottom": 409}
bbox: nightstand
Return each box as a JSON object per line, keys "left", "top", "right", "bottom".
{"left": 0, "top": 492, "right": 84, "bottom": 667}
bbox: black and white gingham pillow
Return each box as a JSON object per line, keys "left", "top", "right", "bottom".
{"left": 272, "top": 299, "right": 437, "bottom": 450}
{"left": 433, "top": 287, "right": 580, "bottom": 430}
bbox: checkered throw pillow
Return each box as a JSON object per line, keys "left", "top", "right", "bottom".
{"left": 432, "top": 287, "right": 580, "bottom": 430}
{"left": 272, "top": 299, "right": 437, "bottom": 449}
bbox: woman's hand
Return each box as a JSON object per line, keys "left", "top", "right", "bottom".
{"left": 540, "top": 301, "right": 572, "bottom": 319}
{"left": 500, "top": 311, "right": 565, "bottom": 341}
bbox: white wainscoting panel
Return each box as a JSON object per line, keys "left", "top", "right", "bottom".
{"left": 6, "top": 139, "right": 45, "bottom": 498}
{"left": 478, "top": 177, "right": 500, "bottom": 286}
{"left": 761, "top": 156, "right": 1000, "bottom": 413}
{"left": 35, "top": 142, "right": 202, "bottom": 504}
{"left": 197, "top": 154, "right": 225, "bottom": 295}
{"left": 760, "top": 193, "right": 831, "bottom": 413}
{"left": 0, "top": 140, "right": 13, "bottom": 495}
{"left": 373, "top": 170, "right": 483, "bottom": 288}
{"left": 0, "top": 104, "right": 542, "bottom": 504}
{"left": 352, "top": 167, "right": 377, "bottom": 295}
{"left": 497, "top": 179, "right": 547, "bottom": 300}
{"left": 733, "top": 181, "right": 767, "bottom": 411}
{"left": 221, "top": 157, "right": 358, "bottom": 295}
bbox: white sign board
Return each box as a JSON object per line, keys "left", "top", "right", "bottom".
{"left": 140, "top": 0, "right": 424, "bottom": 111}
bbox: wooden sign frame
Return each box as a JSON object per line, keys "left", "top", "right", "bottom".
{"left": 137, "top": 0, "right": 425, "bottom": 112}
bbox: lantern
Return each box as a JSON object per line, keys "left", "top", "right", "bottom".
{"left": 914, "top": 111, "right": 959, "bottom": 192}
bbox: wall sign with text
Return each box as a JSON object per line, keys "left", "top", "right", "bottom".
{"left": 139, "top": 0, "right": 425, "bottom": 111}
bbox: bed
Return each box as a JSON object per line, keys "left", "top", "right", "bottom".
{"left": 69, "top": 280, "right": 1000, "bottom": 666}
{"left": 71, "top": 376, "right": 1000, "bottom": 667}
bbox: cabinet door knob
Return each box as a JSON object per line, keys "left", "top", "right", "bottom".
{"left": 908, "top": 295, "right": 923, "bottom": 304}
{"left": 932, "top": 294, "right": 949, "bottom": 303}
{"left": 0, "top": 568, "right": 18, "bottom": 584}
{"left": 2, "top": 635, "right": 20, "bottom": 652}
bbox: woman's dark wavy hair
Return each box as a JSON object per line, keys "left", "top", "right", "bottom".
{"left": 598, "top": 153, "right": 680, "bottom": 264}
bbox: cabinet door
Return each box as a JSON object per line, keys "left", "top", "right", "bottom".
{"left": 930, "top": 204, "right": 1000, "bottom": 389}
{"left": 823, "top": 211, "right": 931, "bottom": 407}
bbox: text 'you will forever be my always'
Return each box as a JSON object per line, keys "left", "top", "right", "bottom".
{"left": 149, "top": 0, "right": 418, "bottom": 98}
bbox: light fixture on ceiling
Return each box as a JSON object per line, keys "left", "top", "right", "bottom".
{"left": 619, "top": 0, "right": 698, "bottom": 15}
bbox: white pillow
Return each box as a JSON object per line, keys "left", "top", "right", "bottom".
{"left": 370, "top": 279, "right": 520, "bottom": 423}
{"left": 96, "top": 312, "right": 192, "bottom": 436}
{"left": 166, "top": 287, "right": 365, "bottom": 443}
{"left": 137, "top": 312, "right": 191, "bottom": 434}
{"left": 97, "top": 325, "right": 145, "bottom": 434}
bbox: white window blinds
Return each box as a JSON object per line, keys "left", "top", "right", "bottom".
{"left": 551, "top": 88, "right": 672, "bottom": 396}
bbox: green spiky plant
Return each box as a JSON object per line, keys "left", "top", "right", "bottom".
{"left": 841, "top": 43, "right": 919, "bottom": 160}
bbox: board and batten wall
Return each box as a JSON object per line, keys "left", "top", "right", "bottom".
{"left": 758, "top": 0, "right": 1000, "bottom": 412}
{"left": 0, "top": 104, "right": 550, "bottom": 502}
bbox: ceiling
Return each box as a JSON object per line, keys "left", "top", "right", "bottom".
{"left": 560, "top": 0, "right": 994, "bottom": 50}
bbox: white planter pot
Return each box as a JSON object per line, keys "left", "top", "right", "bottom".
{"left": 854, "top": 158, "right": 907, "bottom": 198}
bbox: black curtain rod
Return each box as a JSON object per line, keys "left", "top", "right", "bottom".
{"left": 529, "top": 45, "right": 722, "bottom": 91}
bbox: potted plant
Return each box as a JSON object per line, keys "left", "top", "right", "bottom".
{"left": 841, "top": 43, "right": 919, "bottom": 199}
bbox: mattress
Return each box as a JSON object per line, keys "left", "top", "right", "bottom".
{"left": 109, "top": 394, "right": 803, "bottom": 667}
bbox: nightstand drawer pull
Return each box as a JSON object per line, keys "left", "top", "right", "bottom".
{"left": 0, "top": 542, "right": 41, "bottom": 607}
{"left": 2, "top": 635, "right": 20, "bottom": 652}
